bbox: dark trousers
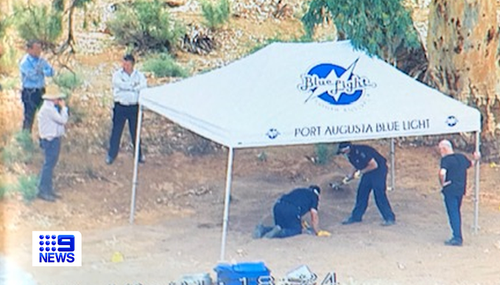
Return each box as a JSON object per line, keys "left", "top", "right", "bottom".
{"left": 107, "top": 103, "right": 142, "bottom": 160}
{"left": 273, "top": 201, "right": 302, "bottom": 238}
{"left": 22, "top": 88, "right": 45, "bottom": 132}
{"left": 443, "top": 193, "right": 463, "bottom": 241}
{"left": 39, "top": 138, "right": 61, "bottom": 195}
{"left": 350, "top": 167, "right": 396, "bottom": 222}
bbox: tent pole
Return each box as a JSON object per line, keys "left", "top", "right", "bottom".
{"left": 220, "top": 147, "right": 234, "bottom": 261}
{"left": 129, "top": 105, "right": 144, "bottom": 224}
{"left": 473, "top": 131, "right": 481, "bottom": 234}
{"left": 390, "top": 138, "right": 395, "bottom": 191}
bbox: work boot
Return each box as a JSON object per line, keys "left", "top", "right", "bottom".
{"left": 263, "top": 225, "right": 282, "bottom": 238}
{"left": 37, "top": 192, "right": 56, "bottom": 202}
{"left": 105, "top": 155, "right": 114, "bottom": 165}
{"left": 253, "top": 224, "right": 266, "bottom": 239}
{"left": 341, "top": 217, "right": 361, "bottom": 225}
{"left": 444, "top": 238, "right": 463, "bottom": 246}
{"left": 381, "top": 220, "right": 396, "bottom": 226}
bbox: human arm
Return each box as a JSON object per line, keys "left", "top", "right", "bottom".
{"left": 133, "top": 71, "right": 147, "bottom": 92}
{"left": 309, "top": 209, "right": 320, "bottom": 235}
{"left": 112, "top": 70, "right": 134, "bottom": 91}
{"left": 438, "top": 168, "right": 450, "bottom": 187}
{"left": 41, "top": 58, "right": 54, "bottom": 77}
{"left": 470, "top": 151, "right": 481, "bottom": 167}
{"left": 48, "top": 100, "right": 69, "bottom": 125}
{"left": 359, "top": 158, "right": 378, "bottom": 174}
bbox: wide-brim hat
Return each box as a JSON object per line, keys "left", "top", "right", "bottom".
{"left": 42, "top": 93, "right": 66, "bottom": 100}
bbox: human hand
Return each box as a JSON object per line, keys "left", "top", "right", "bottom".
{"left": 353, "top": 170, "right": 361, "bottom": 179}
{"left": 473, "top": 151, "right": 481, "bottom": 161}
{"left": 342, "top": 176, "right": 352, "bottom": 184}
{"left": 58, "top": 99, "right": 66, "bottom": 108}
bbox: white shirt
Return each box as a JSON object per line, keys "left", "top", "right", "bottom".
{"left": 37, "top": 100, "right": 69, "bottom": 140}
{"left": 112, "top": 69, "right": 147, "bottom": 105}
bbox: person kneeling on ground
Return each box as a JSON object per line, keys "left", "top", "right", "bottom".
{"left": 253, "top": 185, "right": 329, "bottom": 238}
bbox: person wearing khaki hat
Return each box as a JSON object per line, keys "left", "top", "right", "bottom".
{"left": 37, "top": 93, "right": 69, "bottom": 202}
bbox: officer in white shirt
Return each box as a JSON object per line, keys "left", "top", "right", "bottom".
{"left": 106, "top": 54, "right": 147, "bottom": 165}
{"left": 37, "top": 93, "right": 69, "bottom": 202}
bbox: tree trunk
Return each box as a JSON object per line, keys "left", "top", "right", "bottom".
{"left": 425, "top": 0, "right": 500, "bottom": 160}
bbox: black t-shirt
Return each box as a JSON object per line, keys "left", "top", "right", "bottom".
{"left": 279, "top": 188, "right": 319, "bottom": 216}
{"left": 440, "top": 153, "right": 471, "bottom": 195}
{"left": 347, "top": 144, "right": 387, "bottom": 172}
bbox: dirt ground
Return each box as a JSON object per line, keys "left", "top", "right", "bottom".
{"left": 1, "top": 141, "right": 500, "bottom": 285}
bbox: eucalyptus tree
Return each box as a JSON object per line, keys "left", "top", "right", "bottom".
{"left": 425, "top": 0, "right": 499, "bottom": 159}
{"left": 302, "top": 0, "right": 420, "bottom": 65}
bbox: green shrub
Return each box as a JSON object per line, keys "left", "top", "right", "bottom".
{"left": 142, "top": 53, "right": 188, "bottom": 78}
{"left": 0, "top": 181, "right": 8, "bottom": 199}
{"left": 1, "top": 130, "right": 36, "bottom": 165}
{"left": 201, "top": 0, "right": 230, "bottom": 30}
{"left": 53, "top": 71, "right": 83, "bottom": 91}
{"left": 107, "top": 0, "right": 185, "bottom": 52}
{"left": 12, "top": 3, "right": 62, "bottom": 48}
{"left": 17, "top": 174, "right": 39, "bottom": 202}
{"left": 314, "top": 143, "right": 332, "bottom": 165}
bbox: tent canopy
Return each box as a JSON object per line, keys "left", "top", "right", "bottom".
{"left": 140, "top": 41, "right": 480, "bottom": 148}
{"left": 134, "top": 41, "right": 481, "bottom": 260}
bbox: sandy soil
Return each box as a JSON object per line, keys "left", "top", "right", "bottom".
{"left": 1, "top": 142, "right": 500, "bottom": 285}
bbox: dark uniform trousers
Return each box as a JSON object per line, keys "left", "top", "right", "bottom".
{"left": 443, "top": 191, "right": 463, "bottom": 242}
{"left": 273, "top": 200, "right": 303, "bottom": 238}
{"left": 107, "top": 103, "right": 142, "bottom": 160}
{"left": 351, "top": 165, "right": 395, "bottom": 222}
{"left": 22, "top": 87, "right": 45, "bottom": 132}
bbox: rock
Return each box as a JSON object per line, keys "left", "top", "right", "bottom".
{"left": 164, "top": 0, "right": 186, "bottom": 7}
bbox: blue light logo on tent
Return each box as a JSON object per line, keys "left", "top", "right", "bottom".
{"left": 446, "top": 115, "right": 458, "bottom": 127}
{"left": 298, "top": 58, "right": 375, "bottom": 106}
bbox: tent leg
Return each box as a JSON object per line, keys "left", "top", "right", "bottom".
{"left": 220, "top": 147, "right": 234, "bottom": 261}
{"left": 390, "top": 138, "right": 395, "bottom": 191}
{"left": 473, "top": 132, "right": 481, "bottom": 234}
{"left": 129, "top": 106, "right": 144, "bottom": 224}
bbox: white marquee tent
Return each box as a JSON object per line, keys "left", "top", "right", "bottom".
{"left": 130, "top": 41, "right": 481, "bottom": 260}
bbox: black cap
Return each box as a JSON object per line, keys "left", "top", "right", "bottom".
{"left": 337, "top": 142, "right": 352, "bottom": 154}
{"left": 309, "top": 185, "right": 321, "bottom": 195}
{"left": 123, "top": 54, "right": 135, "bottom": 63}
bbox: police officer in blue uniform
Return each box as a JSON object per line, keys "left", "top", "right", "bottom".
{"left": 337, "top": 142, "right": 396, "bottom": 226}
{"left": 253, "top": 185, "right": 321, "bottom": 238}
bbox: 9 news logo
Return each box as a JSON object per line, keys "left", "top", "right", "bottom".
{"left": 32, "top": 231, "right": 82, "bottom": 267}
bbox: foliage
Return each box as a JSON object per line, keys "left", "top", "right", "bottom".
{"left": 1, "top": 131, "right": 36, "bottom": 166}
{"left": 314, "top": 143, "right": 332, "bottom": 165}
{"left": 0, "top": 180, "right": 8, "bottom": 199}
{"left": 302, "top": 0, "right": 419, "bottom": 63}
{"left": 201, "top": 0, "right": 231, "bottom": 30}
{"left": 17, "top": 174, "right": 39, "bottom": 202}
{"left": 0, "top": 12, "right": 8, "bottom": 39}
{"left": 52, "top": 0, "right": 93, "bottom": 12}
{"left": 142, "top": 53, "right": 189, "bottom": 78}
{"left": 107, "top": 0, "right": 185, "bottom": 52}
{"left": 249, "top": 35, "right": 310, "bottom": 54}
{"left": 53, "top": 71, "right": 83, "bottom": 92}
{"left": 12, "top": 3, "right": 63, "bottom": 48}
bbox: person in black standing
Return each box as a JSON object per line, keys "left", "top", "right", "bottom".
{"left": 337, "top": 142, "right": 396, "bottom": 226}
{"left": 438, "top": 139, "right": 480, "bottom": 246}
{"left": 253, "top": 185, "right": 323, "bottom": 238}
{"left": 106, "top": 54, "right": 147, "bottom": 165}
